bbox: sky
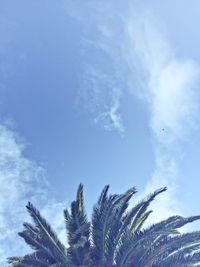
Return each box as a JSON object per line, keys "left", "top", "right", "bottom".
{"left": 0, "top": 0, "right": 200, "bottom": 265}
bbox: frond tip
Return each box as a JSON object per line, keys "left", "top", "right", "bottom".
{"left": 7, "top": 257, "right": 23, "bottom": 264}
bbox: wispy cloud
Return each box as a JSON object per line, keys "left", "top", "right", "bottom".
{"left": 124, "top": 10, "right": 200, "bottom": 222}
{"left": 80, "top": 66, "right": 124, "bottom": 133}
{"left": 68, "top": 0, "right": 125, "bottom": 133}
{"left": 0, "top": 15, "right": 67, "bottom": 265}
{"left": 94, "top": 94, "right": 124, "bottom": 133}
{"left": 0, "top": 124, "right": 66, "bottom": 265}
{"left": 125, "top": 12, "right": 199, "bottom": 146}
{"left": 70, "top": 1, "right": 200, "bottom": 222}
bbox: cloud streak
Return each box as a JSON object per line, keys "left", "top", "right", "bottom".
{"left": 125, "top": 12, "right": 199, "bottom": 146}
{"left": 0, "top": 125, "right": 66, "bottom": 265}
{"left": 70, "top": 0, "right": 200, "bottom": 222}
{"left": 0, "top": 14, "right": 68, "bottom": 266}
{"left": 67, "top": 0, "right": 126, "bottom": 133}
{"left": 81, "top": 66, "right": 124, "bottom": 133}
{"left": 124, "top": 10, "right": 200, "bottom": 222}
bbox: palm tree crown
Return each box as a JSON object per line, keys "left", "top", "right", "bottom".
{"left": 8, "top": 184, "right": 200, "bottom": 266}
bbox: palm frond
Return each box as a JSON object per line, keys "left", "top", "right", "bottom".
{"left": 130, "top": 216, "right": 200, "bottom": 266}
{"left": 158, "top": 249, "right": 200, "bottom": 267}
{"left": 105, "top": 187, "right": 137, "bottom": 262}
{"left": 64, "top": 183, "right": 91, "bottom": 266}
{"left": 152, "top": 231, "right": 200, "bottom": 266}
{"left": 115, "top": 187, "right": 167, "bottom": 266}
{"left": 91, "top": 185, "right": 136, "bottom": 265}
{"left": 130, "top": 187, "right": 167, "bottom": 232}
{"left": 7, "top": 257, "right": 23, "bottom": 265}
{"left": 14, "top": 252, "right": 53, "bottom": 266}
{"left": 22, "top": 202, "right": 68, "bottom": 264}
{"left": 18, "top": 229, "right": 54, "bottom": 262}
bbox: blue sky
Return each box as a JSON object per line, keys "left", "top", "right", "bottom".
{"left": 1, "top": 0, "right": 200, "bottom": 264}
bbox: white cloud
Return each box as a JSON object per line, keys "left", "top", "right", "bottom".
{"left": 0, "top": 13, "right": 68, "bottom": 266}
{"left": 70, "top": 1, "right": 200, "bottom": 223}
{"left": 0, "top": 125, "right": 66, "bottom": 265}
{"left": 68, "top": 0, "right": 125, "bottom": 133}
{"left": 125, "top": 13, "right": 200, "bottom": 146}
{"left": 77, "top": 65, "right": 124, "bottom": 133}
{"left": 123, "top": 10, "right": 200, "bottom": 222}
{"left": 94, "top": 89, "right": 124, "bottom": 133}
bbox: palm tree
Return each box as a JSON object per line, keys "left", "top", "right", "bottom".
{"left": 8, "top": 184, "right": 200, "bottom": 267}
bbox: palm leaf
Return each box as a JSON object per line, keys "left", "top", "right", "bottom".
{"left": 64, "top": 184, "right": 91, "bottom": 266}
{"left": 91, "top": 185, "right": 136, "bottom": 264}
{"left": 7, "top": 257, "right": 23, "bottom": 265}
{"left": 115, "top": 187, "right": 167, "bottom": 266}
{"left": 21, "top": 202, "right": 68, "bottom": 264}
{"left": 105, "top": 187, "right": 137, "bottom": 262}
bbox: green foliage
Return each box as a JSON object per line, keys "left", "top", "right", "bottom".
{"left": 64, "top": 184, "right": 91, "bottom": 266}
{"left": 8, "top": 184, "right": 200, "bottom": 267}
